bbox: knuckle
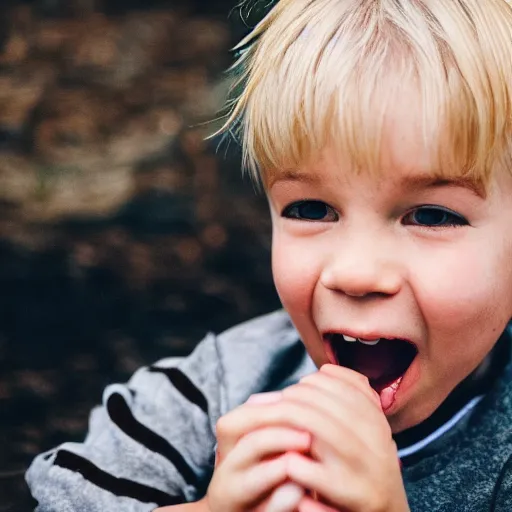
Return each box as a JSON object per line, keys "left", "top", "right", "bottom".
{"left": 320, "top": 363, "right": 339, "bottom": 373}
{"left": 281, "top": 386, "right": 294, "bottom": 398}
{"left": 285, "top": 381, "right": 317, "bottom": 399}
{"left": 299, "top": 371, "right": 317, "bottom": 383}
{"left": 352, "top": 371, "right": 371, "bottom": 386}
{"left": 298, "top": 373, "right": 321, "bottom": 387}
{"left": 282, "top": 385, "right": 303, "bottom": 400}
{"left": 242, "top": 429, "right": 267, "bottom": 451}
{"left": 215, "top": 414, "right": 234, "bottom": 438}
{"left": 320, "top": 363, "right": 347, "bottom": 379}
{"left": 243, "top": 460, "right": 285, "bottom": 497}
{"left": 321, "top": 364, "right": 371, "bottom": 388}
{"left": 274, "top": 427, "right": 300, "bottom": 446}
{"left": 266, "top": 401, "right": 297, "bottom": 426}
{"left": 242, "top": 427, "right": 291, "bottom": 453}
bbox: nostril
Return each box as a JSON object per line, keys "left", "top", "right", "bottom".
{"left": 321, "top": 274, "right": 396, "bottom": 298}
{"left": 320, "top": 261, "right": 402, "bottom": 297}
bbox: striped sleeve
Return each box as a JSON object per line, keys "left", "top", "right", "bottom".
{"left": 26, "top": 310, "right": 314, "bottom": 512}
{"left": 26, "top": 333, "right": 226, "bottom": 512}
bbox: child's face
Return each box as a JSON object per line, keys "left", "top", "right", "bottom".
{"left": 267, "top": 91, "right": 512, "bottom": 433}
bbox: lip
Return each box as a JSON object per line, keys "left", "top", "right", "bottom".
{"left": 322, "top": 330, "right": 420, "bottom": 414}
{"left": 389, "top": 355, "right": 420, "bottom": 413}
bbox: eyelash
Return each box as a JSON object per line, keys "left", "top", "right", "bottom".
{"left": 281, "top": 200, "right": 338, "bottom": 222}
{"left": 402, "top": 205, "right": 469, "bottom": 228}
{"left": 281, "top": 201, "right": 469, "bottom": 228}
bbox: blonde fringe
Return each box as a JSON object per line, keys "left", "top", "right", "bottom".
{"left": 217, "top": 0, "right": 512, "bottom": 188}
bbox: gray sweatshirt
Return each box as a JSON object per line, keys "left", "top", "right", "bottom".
{"left": 26, "top": 310, "right": 512, "bottom": 511}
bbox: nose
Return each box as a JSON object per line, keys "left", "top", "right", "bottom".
{"left": 319, "top": 231, "right": 403, "bottom": 298}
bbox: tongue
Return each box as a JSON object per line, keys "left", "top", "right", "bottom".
{"left": 331, "top": 336, "right": 417, "bottom": 393}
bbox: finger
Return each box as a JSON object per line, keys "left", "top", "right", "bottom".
{"left": 285, "top": 452, "right": 359, "bottom": 510}
{"left": 216, "top": 393, "right": 283, "bottom": 460}
{"left": 225, "top": 426, "right": 311, "bottom": 469}
{"left": 316, "top": 365, "right": 381, "bottom": 408}
{"left": 297, "top": 495, "right": 339, "bottom": 512}
{"left": 282, "top": 382, "right": 390, "bottom": 449}
{"left": 286, "top": 378, "right": 383, "bottom": 425}
{"left": 279, "top": 387, "right": 376, "bottom": 461}
{"left": 227, "top": 456, "right": 290, "bottom": 506}
{"left": 247, "top": 392, "right": 284, "bottom": 405}
{"left": 305, "top": 367, "right": 381, "bottom": 409}
{"left": 233, "top": 400, "right": 367, "bottom": 465}
{"left": 265, "top": 482, "right": 305, "bottom": 512}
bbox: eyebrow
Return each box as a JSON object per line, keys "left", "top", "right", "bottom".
{"left": 268, "top": 169, "right": 321, "bottom": 187}
{"left": 399, "top": 175, "right": 486, "bottom": 198}
{"left": 269, "top": 169, "right": 486, "bottom": 197}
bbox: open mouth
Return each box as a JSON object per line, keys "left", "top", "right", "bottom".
{"left": 324, "top": 333, "right": 418, "bottom": 395}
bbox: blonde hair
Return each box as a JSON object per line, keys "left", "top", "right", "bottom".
{"left": 218, "top": 0, "right": 512, "bottom": 188}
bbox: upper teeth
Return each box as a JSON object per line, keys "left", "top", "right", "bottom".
{"left": 342, "top": 334, "right": 380, "bottom": 346}
{"left": 359, "top": 339, "right": 380, "bottom": 346}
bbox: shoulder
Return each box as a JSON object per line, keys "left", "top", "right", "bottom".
{"left": 216, "top": 309, "right": 299, "bottom": 351}
{"left": 213, "top": 309, "right": 315, "bottom": 409}
{"left": 151, "top": 310, "right": 314, "bottom": 413}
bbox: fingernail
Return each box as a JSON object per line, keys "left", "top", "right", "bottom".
{"left": 247, "top": 391, "right": 283, "bottom": 404}
{"left": 267, "top": 483, "right": 304, "bottom": 512}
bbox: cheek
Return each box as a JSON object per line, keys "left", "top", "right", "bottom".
{"left": 272, "top": 231, "right": 329, "bottom": 366}
{"left": 412, "top": 241, "right": 512, "bottom": 340}
{"left": 271, "top": 232, "right": 321, "bottom": 317}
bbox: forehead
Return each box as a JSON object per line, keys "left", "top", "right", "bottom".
{"left": 267, "top": 85, "right": 485, "bottom": 196}
{"left": 368, "top": 85, "right": 432, "bottom": 174}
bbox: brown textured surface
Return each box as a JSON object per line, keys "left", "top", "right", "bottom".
{"left": 0, "top": 2, "right": 280, "bottom": 510}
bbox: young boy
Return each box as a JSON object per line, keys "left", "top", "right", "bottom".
{"left": 26, "top": 0, "right": 512, "bottom": 510}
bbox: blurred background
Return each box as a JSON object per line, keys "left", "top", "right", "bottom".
{"left": 0, "top": 1, "right": 281, "bottom": 509}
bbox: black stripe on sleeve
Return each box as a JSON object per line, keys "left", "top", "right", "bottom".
{"left": 53, "top": 450, "right": 184, "bottom": 507}
{"left": 149, "top": 366, "right": 209, "bottom": 414}
{"left": 106, "top": 392, "right": 198, "bottom": 487}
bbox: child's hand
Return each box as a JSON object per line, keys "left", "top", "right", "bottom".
{"left": 210, "top": 365, "right": 409, "bottom": 512}
{"left": 206, "top": 393, "right": 311, "bottom": 512}
{"left": 280, "top": 364, "right": 409, "bottom": 512}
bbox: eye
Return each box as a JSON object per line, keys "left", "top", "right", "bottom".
{"left": 403, "top": 206, "right": 468, "bottom": 228}
{"left": 282, "top": 200, "right": 338, "bottom": 222}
